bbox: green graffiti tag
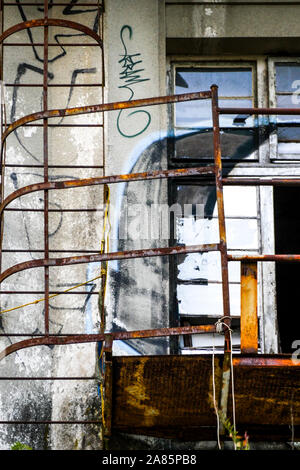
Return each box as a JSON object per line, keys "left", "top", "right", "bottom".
{"left": 117, "top": 25, "right": 151, "bottom": 138}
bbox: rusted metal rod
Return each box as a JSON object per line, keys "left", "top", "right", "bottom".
{"left": 0, "top": 325, "right": 217, "bottom": 361}
{"left": 43, "top": 0, "right": 49, "bottom": 336}
{"left": 0, "top": 19, "right": 103, "bottom": 46}
{"left": 218, "top": 107, "right": 300, "bottom": 115}
{"left": 0, "top": 166, "right": 215, "bottom": 215}
{"left": 233, "top": 357, "right": 300, "bottom": 367}
{"left": 0, "top": 420, "right": 102, "bottom": 425}
{"left": 1, "top": 90, "right": 212, "bottom": 147}
{"left": 240, "top": 262, "right": 258, "bottom": 354}
{"left": 223, "top": 178, "right": 300, "bottom": 186}
{"left": 0, "top": 243, "right": 220, "bottom": 283}
{"left": 228, "top": 254, "right": 300, "bottom": 262}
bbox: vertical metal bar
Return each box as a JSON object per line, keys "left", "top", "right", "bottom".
{"left": 211, "top": 85, "right": 231, "bottom": 349}
{"left": 211, "top": 85, "right": 232, "bottom": 439}
{"left": 43, "top": 0, "right": 49, "bottom": 335}
{"left": 241, "top": 261, "right": 258, "bottom": 354}
{"left": 100, "top": 184, "right": 109, "bottom": 333}
{"left": 0, "top": 0, "right": 4, "bottom": 305}
{"left": 103, "top": 334, "right": 113, "bottom": 449}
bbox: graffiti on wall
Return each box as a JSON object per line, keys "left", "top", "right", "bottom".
{"left": 1, "top": 1, "right": 102, "bottom": 349}
{"left": 117, "top": 25, "right": 151, "bottom": 138}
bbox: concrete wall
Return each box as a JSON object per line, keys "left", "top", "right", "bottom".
{"left": 104, "top": 0, "right": 169, "bottom": 356}
{"left": 0, "top": 2, "right": 104, "bottom": 450}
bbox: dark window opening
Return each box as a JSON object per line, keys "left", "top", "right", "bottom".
{"left": 274, "top": 187, "right": 300, "bottom": 353}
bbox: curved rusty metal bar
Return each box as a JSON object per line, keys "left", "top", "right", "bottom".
{"left": 0, "top": 325, "right": 217, "bottom": 361}
{"left": 0, "top": 18, "right": 102, "bottom": 46}
{"left": 1, "top": 91, "right": 211, "bottom": 154}
{"left": 0, "top": 17, "right": 103, "bottom": 165}
{"left": 0, "top": 165, "right": 215, "bottom": 216}
{"left": 0, "top": 243, "right": 220, "bottom": 284}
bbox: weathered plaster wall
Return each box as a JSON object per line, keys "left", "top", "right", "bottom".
{"left": 166, "top": 2, "right": 300, "bottom": 38}
{"left": 166, "top": 0, "right": 300, "bottom": 55}
{"left": 0, "top": 2, "right": 104, "bottom": 450}
{"left": 104, "top": 0, "right": 169, "bottom": 356}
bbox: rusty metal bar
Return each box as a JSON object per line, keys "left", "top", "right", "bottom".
{"left": 4, "top": 164, "right": 104, "bottom": 167}
{"left": 1, "top": 91, "right": 211, "bottom": 148}
{"left": 4, "top": 124, "right": 103, "bottom": 127}
{"left": 233, "top": 356, "right": 300, "bottom": 367}
{"left": 0, "top": 377, "right": 97, "bottom": 380}
{"left": 3, "top": 2, "right": 101, "bottom": 5}
{"left": 228, "top": 254, "right": 300, "bottom": 262}
{"left": 4, "top": 2, "right": 101, "bottom": 5}
{"left": 0, "top": 325, "right": 217, "bottom": 361}
{"left": 0, "top": 166, "right": 215, "bottom": 215}
{"left": 211, "top": 86, "right": 231, "bottom": 348}
{"left": 3, "top": 43, "right": 102, "bottom": 47}
{"left": 1, "top": 249, "right": 105, "bottom": 252}
{"left": 219, "top": 107, "right": 300, "bottom": 115}
{"left": 0, "top": 19, "right": 103, "bottom": 47}
{"left": 4, "top": 84, "right": 103, "bottom": 87}
{"left": 223, "top": 177, "right": 300, "bottom": 186}
{"left": 0, "top": 291, "right": 99, "bottom": 295}
{"left": 3, "top": 209, "right": 103, "bottom": 212}
{"left": 43, "top": 0, "right": 49, "bottom": 336}
{"left": 211, "top": 85, "right": 232, "bottom": 444}
{"left": 0, "top": 291, "right": 98, "bottom": 294}
{"left": 103, "top": 335, "right": 113, "bottom": 439}
{"left": 0, "top": 243, "right": 220, "bottom": 283}
{"left": 240, "top": 262, "right": 258, "bottom": 354}
{"left": 0, "top": 420, "right": 102, "bottom": 424}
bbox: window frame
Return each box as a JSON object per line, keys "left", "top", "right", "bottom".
{"left": 268, "top": 57, "right": 300, "bottom": 162}
{"left": 167, "top": 55, "right": 294, "bottom": 354}
{"left": 168, "top": 59, "right": 264, "bottom": 166}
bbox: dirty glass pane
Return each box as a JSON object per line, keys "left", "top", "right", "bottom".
{"left": 176, "top": 98, "right": 253, "bottom": 128}
{"left": 174, "top": 66, "right": 255, "bottom": 161}
{"left": 276, "top": 95, "right": 300, "bottom": 123}
{"left": 277, "top": 127, "right": 300, "bottom": 157}
{"left": 277, "top": 126, "right": 300, "bottom": 141}
{"left": 174, "top": 128, "right": 256, "bottom": 160}
{"left": 275, "top": 64, "right": 300, "bottom": 158}
{"left": 275, "top": 63, "right": 300, "bottom": 92}
{"left": 175, "top": 67, "right": 252, "bottom": 97}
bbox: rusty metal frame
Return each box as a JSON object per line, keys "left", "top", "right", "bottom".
{"left": 0, "top": 1, "right": 300, "bottom": 441}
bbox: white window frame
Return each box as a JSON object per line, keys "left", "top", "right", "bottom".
{"left": 268, "top": 57, "right": 300, "bottom": 162}
{"left": 167, "top": 56, "right": 289, "bottom": 354}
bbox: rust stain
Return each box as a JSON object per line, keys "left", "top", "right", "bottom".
{"left": 124, "top": 360, "right": 160, "bottom": 427}
{"left": 241, "top": 262, "right": 258, "bottom": 353}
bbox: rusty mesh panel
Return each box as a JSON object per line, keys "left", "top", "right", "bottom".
{"left": 112, "top": 355, "right": 300, "bottom": 441}
{"left": 112, "top": 355, "right": 222, "bottom": 436}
